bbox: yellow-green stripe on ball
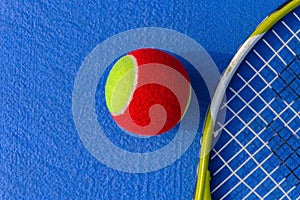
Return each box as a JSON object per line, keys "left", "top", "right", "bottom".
{"left": 105, "top": 55, "right": 137, "bottom": 115}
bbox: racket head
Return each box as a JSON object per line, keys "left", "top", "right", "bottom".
{"left": 208, "top": 1, "right": 300, "bottom": 199}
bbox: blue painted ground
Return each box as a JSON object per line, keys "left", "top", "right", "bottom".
{"left": 0, "top": 0, "right": 286, "bottom": 199}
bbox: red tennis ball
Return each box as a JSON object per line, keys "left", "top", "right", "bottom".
{"left": 105, "top": 48, "right": 191, "bottom": 136}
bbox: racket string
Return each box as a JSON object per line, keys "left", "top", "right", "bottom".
{"left": 212, "top": 58, "right": 298, "bottom": 169}
{"left": 226, "top": 60, "right": 299, "bottom": 197}
{"left": 266, "top": 55, "right": 300, "bottom": 187}
{"left": 221, "top": 102, "right": 294, "bottom": 198}
{"left": 210, "top": 7, "right": 300, "bottom": 199}
{"left": 220, "top": 28, "right": 299, "bottom": 120}
{"left": 267, "top": 126, "right": 300, "bottom": 180}
{"left": 211, "top": 86, "right": 294, "bottom": 198}
{"left": 271, "top": 56, "right": 300, "bottom": 101}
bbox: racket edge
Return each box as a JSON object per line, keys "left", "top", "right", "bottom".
{"left": 194, "top": 1, "right": 300, "bottom": 199}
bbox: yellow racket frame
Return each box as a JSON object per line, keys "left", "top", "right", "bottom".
{"left": 194, "top": 1, "right": 300, "bottom": 199}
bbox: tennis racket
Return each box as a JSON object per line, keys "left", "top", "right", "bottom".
{"left": 194, "top": 1, "right": 300, "bottom": 199}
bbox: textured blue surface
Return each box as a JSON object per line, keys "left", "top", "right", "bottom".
{"left": 0, "top": 0, "right": 287, "bottom": 199}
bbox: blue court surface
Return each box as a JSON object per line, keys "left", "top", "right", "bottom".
{"left": 1, "top": 0, "right": 294, "bottom": 200}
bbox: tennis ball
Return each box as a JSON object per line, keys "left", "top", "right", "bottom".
{"left": 105, "top": 48, "right": 191, "bottom": 136}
